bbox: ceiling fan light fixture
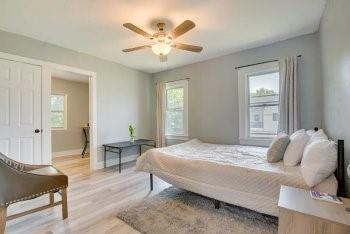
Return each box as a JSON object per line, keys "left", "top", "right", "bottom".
{"left": 151, "top": 42, "right": 172, "bottom": 56}
{"left": 122, "top": 20, "right": 203, "bottom": 60}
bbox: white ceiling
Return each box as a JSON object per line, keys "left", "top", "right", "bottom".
{"left": 0, "top": 0, "right": 326, "bottom": 73}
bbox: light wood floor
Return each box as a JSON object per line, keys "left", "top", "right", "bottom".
{"left": 5, "top": 155, "right": 170, "bottom": 234}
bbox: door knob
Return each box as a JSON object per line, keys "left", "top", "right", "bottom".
{"left": 34, "top": 129, "right": 40, "bottom": 133}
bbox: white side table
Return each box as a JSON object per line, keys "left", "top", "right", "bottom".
{"left": 278, "top": 185, "right": 350, "bottom": 234}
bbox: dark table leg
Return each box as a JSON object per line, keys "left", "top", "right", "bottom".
{"left": 82, "top": 128, "right": 89, "bottom": 157}
{"left": 104, "top": 146, "right": 106, "bottom": 168}
{"left": 139, "top": 145, "right": 142, "bottom": 156}
{"left": 82, "top": 142, "right": 87, "bottom": 157}
{"left": 150, "top": 173, "right": 153, "bottom": 191}
{"left": 118, "top": 149, "right": 122, "bottom": 173}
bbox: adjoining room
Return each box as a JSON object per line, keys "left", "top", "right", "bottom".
{"left": 50, "top": 69, "right": 91, "bottom": 174}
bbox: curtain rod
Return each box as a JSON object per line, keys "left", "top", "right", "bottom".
{"left": 155, "top": 78, "right": 190, "bottom": 85}
{"left": 235, "top": 55, "right": 302, "bottom": 70}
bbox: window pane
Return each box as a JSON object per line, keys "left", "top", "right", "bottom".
{"left": 249, "top": 72, "right": 279, "bottom": 138}
{"left": 166, "top": 110, "right": 184, "bottom": 135}
{"left": 51, "top": 95, "right": 64, "bottom": 111}
{"left": 51, "top": 112, "right": 64, "bottom": 128}
{"left": 166, "top": 88, "right": 184, "bottom": 109}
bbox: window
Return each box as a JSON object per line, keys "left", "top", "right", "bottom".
{"left": 254, "top": 114, "right": 260, "bottom": 122}
{"left": 273, "top": 113, "right": 278, "bottom": 122}
{"left": 51, "top": 94, "right": 67, "bottom": 129}
{"left": 238, "top": 62, "right": 279, "bottom": 146}
{"left": 165, "top": 80, "right": 188, "bottom": 139}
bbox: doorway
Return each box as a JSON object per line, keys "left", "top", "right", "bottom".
{"left": 50, "top": 69, "right": 91, "bottom": 170}
{"left": 0, "top": 51, "right": 98, "bottom": 171}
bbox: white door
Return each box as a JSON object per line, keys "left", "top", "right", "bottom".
{"left": 0, "top": 58, "right": 42, "bottom": 164}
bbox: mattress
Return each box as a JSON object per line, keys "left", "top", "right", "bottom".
{"left": 136, "top": 139, "right": 338, "bottom": 216}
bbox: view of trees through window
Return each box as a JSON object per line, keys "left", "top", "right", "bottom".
{"left": 250, "top": 87, "right": 277, "bottom": 97}
{"left": 166, "top": 87, "right": 184, "bottom": 135}
{"left": 51, "top": 94, "right": 65, "bottom": 129}
{"left": 248, "top": 72, "right": 279, "bottom": 138}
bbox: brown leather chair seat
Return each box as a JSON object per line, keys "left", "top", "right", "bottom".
{"left": 0, "top": 153, "right": 69, "bottom": 233}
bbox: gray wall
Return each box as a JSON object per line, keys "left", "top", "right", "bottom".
{"left": 0, "top": 29, "right": 153, "bottom": 166}
{"left": 153, "top": 33, "right": 322, "bottom": 145}
{"left": 51, "top": 78, "right": 89, "bottom": 153}
{"left": 319, "top": 0, "right": 350, "bottom": 196}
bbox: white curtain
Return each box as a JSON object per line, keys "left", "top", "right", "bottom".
{"left": 156, "top": 82, "right": 166, "bottom": 147}
{"left": 278, "top": 56, "right": 299, "bottom": 135}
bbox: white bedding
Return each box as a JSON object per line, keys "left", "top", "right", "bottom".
{"left": 136, "top": 139, "right": 338, "bottom": 216}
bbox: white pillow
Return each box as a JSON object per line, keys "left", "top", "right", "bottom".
{"left": 301, "top": 139, "right": 337, "bottom": 187}
{"left": 309, "top": 129, "right": 328, "bottom": 141}
{"left": 306, "top": 129, "right": 316, "bottom": 136}
{"left": 283, "top": 129, "right": 310, "bottom": 166}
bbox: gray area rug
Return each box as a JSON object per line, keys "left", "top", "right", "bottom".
{"left": 117, "top": 187, "right": 278, "bottom": 234}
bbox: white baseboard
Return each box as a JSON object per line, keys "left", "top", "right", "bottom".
{"left": 95, "top": 154, "right": 138, "bottom": 170}
{"left": 52, "top": 148, "right": 84, "bottom": 157}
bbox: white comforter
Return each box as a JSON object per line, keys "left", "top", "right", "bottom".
{"left": 136, "top": 139, "right": 337, "bottom": 216}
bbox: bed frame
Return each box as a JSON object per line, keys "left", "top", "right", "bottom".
{"left": 149, "top": 127, "right": 346, "bottom": 208}
{"left": 336, "top": 139, "right": 345, "bottom": 197}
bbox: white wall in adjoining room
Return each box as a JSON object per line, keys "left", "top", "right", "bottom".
{"left": 51, "top": 77, "right": 89, "bottom": 154}
{"left": 152, "top": 33, "right": 322, "bottom": 145}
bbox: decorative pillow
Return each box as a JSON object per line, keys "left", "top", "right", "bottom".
{"left": 301, "top": 139, "right": 337, "bottom": 187}
{"left": 267, "top": 133, "right": 290, "bottom": 163}
{"left": 306, "top": 129, "right": 316, "bottom": 136}
{"left": 283, "top": 129, "right": 310, "bottom": 166}
{"left": 310, "top": 129, "right": 328, "bottom": 141}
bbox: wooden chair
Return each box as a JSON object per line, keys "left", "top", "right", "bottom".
{"left": 0, "top": 153, "right": 68, "bottom": 233}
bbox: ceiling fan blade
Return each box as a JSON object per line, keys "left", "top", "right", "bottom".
{"left": 159, "top": 55, "right": 167, "bottom": 62}
{"left": 169, "top": 20, "right": 195, "bottom": 39}
{"left": 122, "top": 45, "right": 150, "bottom": 52}
{"left": 123, "top": 23, "right": 153, "bottom": 39}
{"left": 173, "top": 43, "right": 203, "bottom": 52}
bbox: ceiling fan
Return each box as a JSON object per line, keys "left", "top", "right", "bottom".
{"left": 122, "top": 20, "right": 203, "bottom": 62}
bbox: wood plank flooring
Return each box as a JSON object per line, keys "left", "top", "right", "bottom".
{"left": 5, "top": 155, "right": 170, "bottom": 234}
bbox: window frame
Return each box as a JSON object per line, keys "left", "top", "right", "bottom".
{"left": 165, "top": 80, "right": 189, "bottom": 140}
{"left": 51, "top": 93, "right": 67, "bottom": 130}
{"left": 238, "top": 62, "right": 279, "bottom": 146}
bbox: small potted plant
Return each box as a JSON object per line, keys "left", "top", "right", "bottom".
{"left": 129, "top": 124, "right": 136, "bottom": 143}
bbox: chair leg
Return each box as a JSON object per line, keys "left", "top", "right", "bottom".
{"left": 0, "top": 206, "right": 7, "bottom": 234}
{"left": 61, "top": 189, "right": 68, "bottom": 220}
{"left": 49, "top": 193, "right": 55, "bottom": 205}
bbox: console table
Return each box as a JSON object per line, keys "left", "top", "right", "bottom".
{"left": 102, "top": 139, "right": 156, "bottom": 173}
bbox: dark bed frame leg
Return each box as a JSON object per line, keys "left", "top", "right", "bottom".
{"left": 150, "top": 173, "right": 153, "bottom": 191}
{"left": 214, "top": 199, "right": 220, "bottom": 209}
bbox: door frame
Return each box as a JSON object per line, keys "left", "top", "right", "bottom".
{"left": 0, "top": 52, "right": 98, "bottom": 171}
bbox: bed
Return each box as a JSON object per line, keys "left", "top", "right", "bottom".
{"left": 136, "top": 139, "right": 345, "bottom": 216}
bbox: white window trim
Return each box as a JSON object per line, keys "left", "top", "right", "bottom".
{"left": 238, "top": 62, "right": 279, "bottom": 146}
{"left": 51, "top": 93, "right": 67, "bottom": 130}
{"left": 165, "top": 80, "right": 189, "bottom": 139}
